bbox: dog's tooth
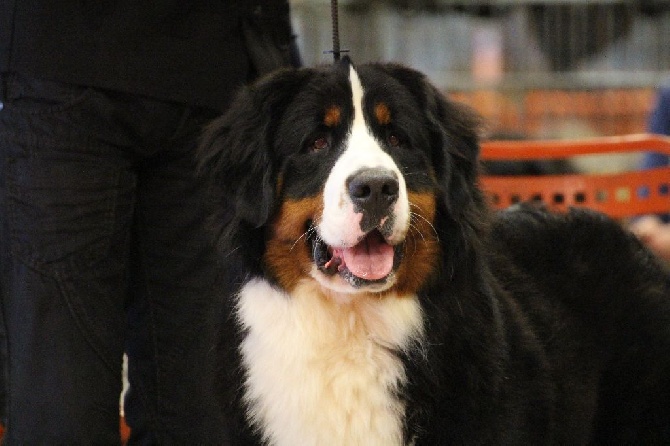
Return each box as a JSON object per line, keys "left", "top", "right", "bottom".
{"left": 323, "top": 256, "right": 342, "bottom": 274}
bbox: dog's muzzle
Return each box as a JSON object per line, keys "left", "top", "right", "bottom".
{"left": 311, "top": 167, "right": 405, "bottom": 289}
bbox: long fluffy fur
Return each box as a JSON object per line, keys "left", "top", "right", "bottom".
{"left": 199, "top": 59, "right": 670, "bottom": 445}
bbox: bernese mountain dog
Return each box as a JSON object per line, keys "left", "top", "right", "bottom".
{"left": 198, "top": 58, "right": 670, "bottom": 445}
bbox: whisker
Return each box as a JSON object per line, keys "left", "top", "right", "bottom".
{"left": 402, "top": 171, "right": 426, "bottom": 177}
{"left": 290, "top": 226, "right": 316, "bottom": 252}
{"left": 410, "top": 211, "right": 439, "bottom": 241}
{"left": 406, "top": 224, "right": 421, "bottom": 254}
{"left": 224, "top": 246, "right": 241, "bottom": 259}
{"left": 408, "top": 221, "right": 427, "bottom": 243}
{"left": 409, "top": 202, "right": 431, "bottom": 222}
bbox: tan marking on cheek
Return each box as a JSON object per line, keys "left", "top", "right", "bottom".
{"left": 392, "top": 191, "right": 439, "bottom": 296}
{"left": 374, "top": 103, "right": 392, "bottom": 126}
{"left": 324, "top": 105, "right": 342, "bottom": 127}
{"left": 264, "top": 196, "right": 324, "bottom": 291}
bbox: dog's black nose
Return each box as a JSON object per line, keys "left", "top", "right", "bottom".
{"left": 348, "top": 168, "right": 399, "bottom": 230}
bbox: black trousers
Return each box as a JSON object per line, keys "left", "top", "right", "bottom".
{"left": 0, "top": 74, "right": 231, "bottom": 444}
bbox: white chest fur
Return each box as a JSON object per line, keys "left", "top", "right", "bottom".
{"left": 236, "top": 279, "right": 425, "bottom": 446}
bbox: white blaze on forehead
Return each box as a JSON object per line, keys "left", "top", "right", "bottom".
{"left": 319, "top": 66, "right": 411, "bottom": 248}
{"left": 349, "top": 66, "right": 368, "bottom": 134}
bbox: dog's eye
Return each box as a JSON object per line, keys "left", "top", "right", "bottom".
{"left": 310, "top": 137, "right": 329, "bottom": 153}
{"left": 388, "top": 134, "right": 401, "bottom": 147}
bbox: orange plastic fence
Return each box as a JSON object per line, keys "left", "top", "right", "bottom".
{"left": 479, "top": 134, "right": 670, "bottom": 219}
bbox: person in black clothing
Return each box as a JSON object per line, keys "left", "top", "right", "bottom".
{"left": 0, "top": 2, "right": 299, "bottom": 443}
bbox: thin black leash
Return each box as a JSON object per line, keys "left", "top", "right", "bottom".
{"left": 326, "top": 0, "right": 349, "bottom": 62}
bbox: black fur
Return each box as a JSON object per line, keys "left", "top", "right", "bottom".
{"left": 199, "top": 60, "right": 670, "bottom": 444}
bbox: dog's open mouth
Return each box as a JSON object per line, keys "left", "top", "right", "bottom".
{"left": 312, "top": 228, "right": 403, "bottom": 286}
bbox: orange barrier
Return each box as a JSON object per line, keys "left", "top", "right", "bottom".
{"left": 480, "top": 134, "right": 670, "bottom": 219}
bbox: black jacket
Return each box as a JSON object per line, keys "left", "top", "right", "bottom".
{"left": 0, "top": 0, "right": 296, "bottom": 111}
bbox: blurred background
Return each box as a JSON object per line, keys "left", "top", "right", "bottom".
{"left": 291, "top": 0, "right": 670, "bottom": 154}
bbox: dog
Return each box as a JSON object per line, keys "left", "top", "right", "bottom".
{"left": 198, "top": 58, "right": 670, "bottom": 445}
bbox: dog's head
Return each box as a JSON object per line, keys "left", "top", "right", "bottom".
{"left": 200, "top": 59, "right": 484, "bottom": 299}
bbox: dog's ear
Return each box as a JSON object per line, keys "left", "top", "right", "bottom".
{"left": 421, "top": 80, "right": 484, "bottom": 193}
{"left": 198, "top": 68, "right": 311, "bottom": 227}
{"left": 418, "top": 80, "right": 492, "bottom": 246}
{"left": 198, "top": 91, "right": 274, "bottom": 228}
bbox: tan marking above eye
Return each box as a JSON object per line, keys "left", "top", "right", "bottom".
{"left": 374, "top": 103, "right": 392, "bottom": 125}
{"left": 324, "top": 105, "right": 342, "bottom": 127}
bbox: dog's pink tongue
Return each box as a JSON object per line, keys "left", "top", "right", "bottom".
{"left": 341, "top": 232, "right": 394, "bottom": 280}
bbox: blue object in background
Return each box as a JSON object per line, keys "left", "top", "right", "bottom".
{"left": 642, "top": 83, "right": 670, "bottom": 221}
